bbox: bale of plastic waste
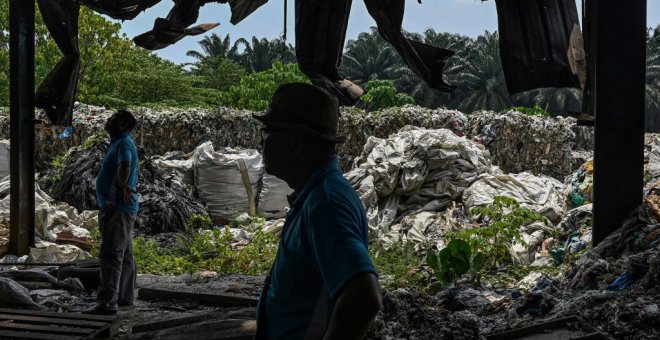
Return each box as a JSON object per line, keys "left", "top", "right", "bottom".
{"left": 1, "top": 105, "right": 471, "bottom": 176}
{"left": 468, "top": 111, "right": 593, "bottom": 180}
{"left": 193, "top": 142, "right": 262, "bottom": 224}
{"left": 258, "top": 174, "right": 293, "bottom": 218}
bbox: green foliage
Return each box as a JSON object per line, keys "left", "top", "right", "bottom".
{"left": 361, "top": 80, "right": 415, "bottom": 111}
{"left": 220, "top": 61, "right": 309, "bottom": 111}
{"left": 185, "top": 214, "right": 214, "bottom": 230}
{"left": 188, "top": 56, "right": 246, "bottom": 91}
{"left": 133, "top": 215, "right": 279, "bottom": 275}
{"left": 233, "top": 37, "right": 296, "bottom": 73}
{"left": 426, "top": 239, "right": 485, "bottom": 289}
{"left": 88, "top": 225, "right": 101, "bottom": 258}
{"left": 48, "top": 133, "right": 105, "bottom": 188}
{"left": 369, "top": 242, "right": 426, "bottom": 291}
{"left": 0, "top": 4, "right": 222, "bottom": 109}
{"left": 509, "top": 104, "right": 551, "bottom": 117}
{"left": 81, "top": 133, "right": 106, "bottom": 150}
{"left": 447, "top": 196, "right": 548, "bottom": 268}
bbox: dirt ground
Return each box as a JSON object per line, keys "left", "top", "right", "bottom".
{"left": 95, "top": 274, "right": 658, "bottom": 339}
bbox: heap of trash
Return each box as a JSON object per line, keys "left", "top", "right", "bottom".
{"left": 7, "top": 103, "right": 660, "bottom": 339}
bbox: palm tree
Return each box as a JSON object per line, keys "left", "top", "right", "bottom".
{"left": 395, "top": 29, "right": 474, "bottom": 108}
{"left": 447, "top": 31, "right": 512, "bottom": 113}
{"left": 340, "top": 27, "right": 407, "bottom": 84}
{"left": 233, "top": 36, "right": 295, "bottom": 73}
{"left": 186, "top": 33, "right": 240, "bottom": 62}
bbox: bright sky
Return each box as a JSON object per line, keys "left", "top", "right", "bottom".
{"left": 113, "top": 0, "right": 660, "bottom": 65}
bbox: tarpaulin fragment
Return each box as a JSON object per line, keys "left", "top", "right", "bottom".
{"left": 494, "top": 0, "right": 581, "bottom": 94}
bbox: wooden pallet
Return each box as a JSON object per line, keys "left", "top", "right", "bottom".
{"left": 0, "top": 308, "right": 118, "bottom": 339}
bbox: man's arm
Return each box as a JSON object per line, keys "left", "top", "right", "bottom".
{"left": 117, "top": 160, "right": 133, "bottom": 205}
{"left": 323, "top": 272, "right": 382, "bottom": 340}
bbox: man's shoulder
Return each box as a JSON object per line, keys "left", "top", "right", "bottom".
{"left": 307, "top": 173, "right": 360, "bottom": 210}
{"left": 117, "top": 135, "right": 137, "bottom": 150}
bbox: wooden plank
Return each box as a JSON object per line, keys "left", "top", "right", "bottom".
{"left": 138, "top": 287, "right": 258, "bottom": 307}
{"left": 0, "top": 308, "right": 116, "bottom": 322}
{"left": 85, "top": 319, "right": 119, "bottom": 340}
{"left": 0, "top": 322, "right": 95, "bottom": 335}
{"left": 0, "top": 330, "right": 77, "bottom": 340}
{"left": 0, "top": 314, "right": 107, "bottom": 328}
{"left": 132, "top": 307, "right": 256, "bottom": 334}
{"left": 128, "top": 319, "right": 257, "bottom": 340}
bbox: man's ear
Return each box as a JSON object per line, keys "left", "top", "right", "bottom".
{"left": 290, "top": 131, "right": 304, "bottom": 156}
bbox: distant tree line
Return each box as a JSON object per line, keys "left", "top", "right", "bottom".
{"left": 0, "top": 5, "right": 658, "bottom": 118}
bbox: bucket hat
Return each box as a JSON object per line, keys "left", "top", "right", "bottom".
{"left": 253, "top": 83, "right": 345, "bottom": 143}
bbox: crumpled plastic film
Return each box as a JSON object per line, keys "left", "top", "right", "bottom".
{"left": 462, "top": 172, "right": 568, "bottom": 223}
{"left": 0, "top": 277, "right": 44, "bottom": 309}
{"left": 151, "top": 151, "right": 195, "bottom": 195}
{"left": 565, "top": 160, "right": 593, "bottom": 208}
{"left": 345, "top": 126, "right": 492, "bottom": 240}
{"left": 468, "top": 111, "right": 593, "bottom": 180}
{"left": 0, "top": 140, "right": 9, "bottom": 180}
{"left": 28, "top": 241, "right": 90, "bottom": 264}
{"left": 557, "top": 204, "right": 593, "bottom": 234}
{"left": 0, "top": 178, "right": 97, "bottom": 245}
{"left": 565, "top": 205, "right": 660, "bottom": 291}
{"left": 510, "top": 221, "right": 556, "bottom": 265}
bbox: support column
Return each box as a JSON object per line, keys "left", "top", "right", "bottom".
{"left": 591, "top": 0, "right": 647, "bottom": 245}
{"left": 9, "top": 0, "right": 35, "bottom": 256}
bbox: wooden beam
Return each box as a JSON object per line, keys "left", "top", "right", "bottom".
{"left": 590, "top": 0, "right": 647, "bottom": 245}
{"left": 138, "top": 287, "right": 258, "bottom": 307}
{"left": 8, "top": 0, "right": 36, "bottom": 256}
{"left": 131, "top": 307, "right": 256, "bottom": 334}
{"left": 128, "top": 319, "right": 256, "bottom": 340}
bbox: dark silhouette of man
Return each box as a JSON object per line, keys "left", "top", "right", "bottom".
{"left": 84, "top": 110, "right": 139, "bottom": 315}
{"left": 254, "top": 83, "right": 382, "bottom": 339}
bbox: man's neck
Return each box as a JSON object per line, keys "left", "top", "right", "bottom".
{"left": 287, "top": 156, "right": 334, "bottom": 192}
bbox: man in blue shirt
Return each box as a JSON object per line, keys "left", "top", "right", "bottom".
{"left": 254, "top": 83, "right": 382, "bottom": 339}
{"left": 84, "top": 110, "right": 139, "bottom": 315}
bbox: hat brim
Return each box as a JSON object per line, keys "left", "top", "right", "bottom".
{"left": 252, "top": 113, "right": 345, "bottom": 143}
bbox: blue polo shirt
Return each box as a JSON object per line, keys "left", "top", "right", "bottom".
{"left": 259, "top": 157, "right": 376, "bottom": 340}
{"left": 96, "top": 132, "right": 139, "bottom": 213}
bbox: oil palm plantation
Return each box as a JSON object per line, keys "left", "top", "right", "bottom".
{"left": 395, "top": 29, "right": 473, "bottom": 108}
{"left": 186, "top": 33, "right": 240, "bottom": 63}
{"left": 447, "top": 31, "right": 512, "bottom": 113}
{"left": 340, "top": 27, "right": 408, "bottom": 84}
{"left": 233, "top": 36, "right": 295, "bottom": 73}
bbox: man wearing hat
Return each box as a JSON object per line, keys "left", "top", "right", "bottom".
{"left": 84, "top": 110, "right": 139, "bottom": 315}
{"left": 254, "top": 83, "right": 382, "bottom": 339}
